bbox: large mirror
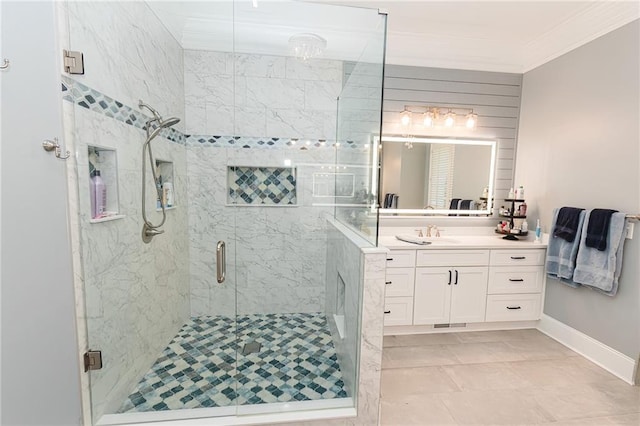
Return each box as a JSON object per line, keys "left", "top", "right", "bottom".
{"left": 377, "top": 136, "right": 496, "bottom": 215}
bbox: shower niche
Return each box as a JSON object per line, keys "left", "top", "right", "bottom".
{"left": 155, "top": 159, "right": 176, "bottom": 210}
{"left": 88, "top": 146, "right": 122, "bottom": 223}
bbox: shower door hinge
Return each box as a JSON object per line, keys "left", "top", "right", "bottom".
{"left": 83, "top": 350, "right": 102, "bottom": 372}
{"left": 63, "top": 49, "right": 85, "bottom": 75}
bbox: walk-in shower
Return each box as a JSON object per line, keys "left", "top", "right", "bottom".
{"left": 61, "top": 1, "right": 386, "bottom": 424}
{"left": 139, "top": 100, "right": 181, "bottom": 243}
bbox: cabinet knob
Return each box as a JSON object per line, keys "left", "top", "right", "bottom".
{"left": 506, "top": 306, "right": 522, "bottom": 310}
{"left": 510, "top": 256, "right": 526, "bottom": 260}
{"left": 508, "top": 278, "right": 524, "bottom": 282}
{"left": 384, "top": 310, "right": 391, "bottom": 314}
{"left": 385, "top": 281, "right": 392, "bottom": 285}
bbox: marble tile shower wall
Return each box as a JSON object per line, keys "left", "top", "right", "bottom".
{"left": 184, "top": 51, "right": 344, "bottom": 316}
{"left": 67, "top": 1, "right": 185, "bottom": 132}
{"left": 63, "top": 2, "right": 188, "bottom": 421}
{"left": 323, "top": 219, "right": 387, "bottom": 426}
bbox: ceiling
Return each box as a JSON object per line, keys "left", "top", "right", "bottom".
{"left": 331, "top": 0, "right": 640, "bottom": 72}
{"left": 149, "top": 1, "right": 640, "bottom": 74}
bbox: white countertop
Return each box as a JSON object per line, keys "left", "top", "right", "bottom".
{"left": 379, "top": 234, "right": 548, "bottom": 250}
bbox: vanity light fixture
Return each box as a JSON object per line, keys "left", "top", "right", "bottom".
{"left": 465, "top": 110, "right": 478, "bottom": 129}
{"left": 423, "top": 110, "right": 435, "bottom": 127}
{"left": 399, "top": 106, "right": 479, "bottom": 131}
{"left": 400, "top": 108, "right": 412, "bottom": 126}
{"left": 444, "top": 110, "right": 455, "bottom": 127}
{"left": 289, "top": 33, "right": 327, "bottom": 61}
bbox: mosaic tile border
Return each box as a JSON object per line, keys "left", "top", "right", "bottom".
{"left": 61, "top": 76, "right": 184, "bottom": 145}
{"left": 61, "top": 76, "right": 363, "bottom": 150}
{"left": 186, "top": 135, "right": 357, "bottom": 150}
{"left": 228, "top": 166, "right": 297, "bottom": 205}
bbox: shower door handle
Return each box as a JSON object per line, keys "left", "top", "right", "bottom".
{"left": 216, "top": 241, "right": 226, "bottom": 283}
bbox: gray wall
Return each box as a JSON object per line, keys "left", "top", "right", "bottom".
{"left": 1, "top": 2, "right": 82, "bottom": 424}
{"left": 382, "top": 65, "right": 522, "bottom": 203}
{"left": 515, "top": 20, "right": 640, "bottom": 359}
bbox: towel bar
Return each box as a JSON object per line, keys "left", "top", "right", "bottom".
{"left": 625, "top": 214, "right": 640, "bottom": 220}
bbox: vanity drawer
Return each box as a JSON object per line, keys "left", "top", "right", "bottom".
{"left": 386, "top": 250, "right": 416, "bottom": 268}
{"left": 485, "top": 294, "right": 542, "bottom": 322}
{"left": 385, "top": 267, "right": 415, "bottom": 297}
{"left": 384, "top": 297, "right": 414, "bottom": 326}
{"left": 416, "top": 250, "right": 490, "bottom": 267}
{"left": 488, "top": 266, "right": 544, "bottom": 294}
{"left": 490, "top": 249, "right": 545, "bottom": 266}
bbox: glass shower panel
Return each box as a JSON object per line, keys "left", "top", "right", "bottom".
{"left": 65, "top": 1, "right": 238, "bottom": 422}
{"left": 334, "top": 16, "right": 387, "bottom": 246}
{"left": 230, "top": 0, "right": 385, "bottom": 416}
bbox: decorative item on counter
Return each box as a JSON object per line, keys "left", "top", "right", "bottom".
{"left": 508, "top": 187, "right": 515, "bottom": 199}
{"left": 482, "top": 186, "right": 489, "bottom": 198}
{"left": 519, "top": 202, "right": 528, "bottom": 216}
{"left": 91, "top": 170, "right": 106, "bottom": 219}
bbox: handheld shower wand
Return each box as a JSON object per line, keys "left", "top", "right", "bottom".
{"left": 139, "top": 100, "right": 180, "bottom": 243}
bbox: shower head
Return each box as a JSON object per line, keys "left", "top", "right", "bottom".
{"left": 159, "top": 117, "right": 180, "bottom": 128}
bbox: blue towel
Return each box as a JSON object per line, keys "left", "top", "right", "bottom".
{"left": 585, "top": 208, "right": 618, "bottom": 251}
{"left": 546, "top": 208, "right": 586, "bottom": 286}
{"left": 553, "top": 207, "right": 584, "bottom": 242}
{"left": 573, "top": 211, "right": 627, "bottom": 296}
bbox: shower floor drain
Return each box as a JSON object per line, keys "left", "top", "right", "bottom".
{"left": 241, "top": 342, "right": 262, "bottom": 355}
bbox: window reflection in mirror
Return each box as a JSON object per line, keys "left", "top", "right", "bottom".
{"left": 377, "top": 136, "right": 496, "bottom": 216}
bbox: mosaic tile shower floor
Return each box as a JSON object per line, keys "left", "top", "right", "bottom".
{"left": 119, "top": 313, "right": 348, "bottom": 412}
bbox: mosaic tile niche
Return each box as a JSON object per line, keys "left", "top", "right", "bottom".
{"left": 228, "top": 166, "right": 297, "bottom": 205}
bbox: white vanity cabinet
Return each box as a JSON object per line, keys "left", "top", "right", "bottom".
{"left": 383, "top": 250, "right": 416, "bottom": 326}
{"left": 485, "top": 249, "right": 545, "bottom": 322}
{"left": 413, "top": 250, "right": 490, "bottom": 325}
{"left": 382, "top": 240, "right": 547, "bottom": 332}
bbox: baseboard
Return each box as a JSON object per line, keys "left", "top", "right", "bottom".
{"left": 537, "top": 314, "right": 637, "bottom": 385}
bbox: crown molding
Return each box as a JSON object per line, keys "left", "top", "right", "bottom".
{"left": 521, "top": 3, "right": 640, "bottom": 72}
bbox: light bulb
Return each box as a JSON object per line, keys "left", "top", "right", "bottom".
{"left": 401, "top": 109, "right": 412, "bottom": 126}
{"left": 444, "top": 111, "right": 455, "bottom": 127}
{"left": 465, "top": 112, "right": 477, "bottom": 129}
{"left": 423, "top": 111, "right": 434, "bottom": 127}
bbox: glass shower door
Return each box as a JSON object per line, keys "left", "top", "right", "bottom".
{"left": 63, "top": 1, "right": 240, "bottom": 423}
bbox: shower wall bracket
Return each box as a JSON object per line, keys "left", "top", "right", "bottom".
{"left": 63, "top": 49, "right": 84, "bottom": 75}
{"left": 83, "top": 350, "right": 102, "bottom": 372}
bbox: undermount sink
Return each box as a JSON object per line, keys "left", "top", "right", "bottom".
{"left": 395, "top": 235, "right": 459, "bottom": 245}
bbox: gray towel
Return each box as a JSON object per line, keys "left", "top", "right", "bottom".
{"left": 573, "top": 211, "right": 627, "bottom": 296}
{"left": 546, "top": 208, "right": 586, "bottom": 287}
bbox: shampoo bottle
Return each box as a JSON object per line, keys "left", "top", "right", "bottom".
{"left": 164, "top": 182, "right": 174, "bottom": 207}
{"left": 535, "top": 219, "right": 542, "bottom": 242}
{"left": 92, "top": 170, "right": 107, "bottom": 218}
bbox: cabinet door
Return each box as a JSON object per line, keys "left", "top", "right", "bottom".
{"left": 414, "top": 267, "right": 452, "bottom": 325}
{"left": 450, "top": 267, "right": 489, "bottom": 323}
{"left": 384, "top": 297, "right": 414, "bottom": 326}
{"left": 385, "top": 267, "right": 415, "bottom": 297}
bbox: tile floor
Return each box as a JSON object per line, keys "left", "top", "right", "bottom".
{"left": 380, "top": 329, "right": 640, "bottom": 425}
{"left": 120, "top": 313, "right": 347, "bottom": 412}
